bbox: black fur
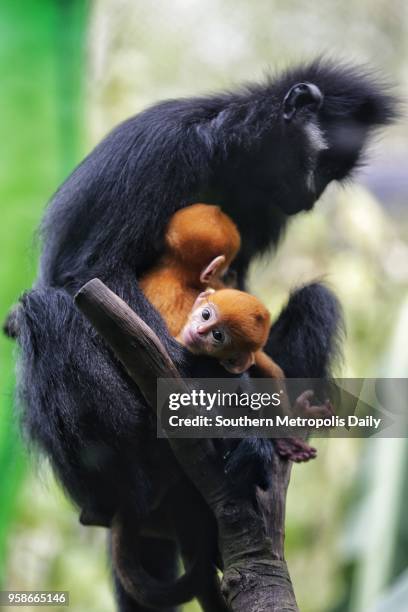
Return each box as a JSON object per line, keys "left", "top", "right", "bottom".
{"left": 223, "top": 282, "right": 343, "bottom": 489}
{"left": 12, "top": 60, "right": 396, "bottom": 610}
{"left": 266, "top": 281, "right": 344, "bottom": 379}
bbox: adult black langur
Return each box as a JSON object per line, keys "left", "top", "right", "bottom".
{"left": 8, "top": 60, "right": 396, "bottom": 610}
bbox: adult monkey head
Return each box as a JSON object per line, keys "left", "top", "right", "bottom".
{"left": 207, "top": 61, "right": 397, "bottom": 274}
{"left": 38, "top": 59, "right": 397, "bottom": 288}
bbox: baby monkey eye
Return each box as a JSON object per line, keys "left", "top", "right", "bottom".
{"left": 212, "top": 328, "right": 224, "bottom": 343}
{"left": 202, "top": 308, "right": 211, "bottom": 321}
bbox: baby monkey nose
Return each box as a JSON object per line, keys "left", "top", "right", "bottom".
{"left": 197, "top": 323, "right": 213, "bottom": 335}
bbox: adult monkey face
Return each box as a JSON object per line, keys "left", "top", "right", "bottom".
{"left": 219, "top": 62, "right": 397, "bottom": 218}
{"left": 281, "top": 81, "right": 326, "bottom": 212}
{"left": 279, "top": 64, "right": 397, "bottom": 214}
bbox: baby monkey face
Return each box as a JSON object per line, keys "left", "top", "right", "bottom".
{"left": 180, "top": 291, "right": 230, "bottom": 356}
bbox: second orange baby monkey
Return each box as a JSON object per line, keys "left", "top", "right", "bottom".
{"left": 140, "top": 204, "right": 241, "bottom": 336}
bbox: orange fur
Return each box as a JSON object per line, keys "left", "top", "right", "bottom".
{"left": 204, "top": 289, "right": 283, "bottom": 377}
{"left": 140, "top": 203, "right": 284, "bottom": 379}
{"left": 209, "top": 289, "right": 271, "bottom": 355}
{"left": 140, "top": 204, "right": 240, "bottom": 336}
{"left": 253, "top": 349, "right": 285, "bottom": 379}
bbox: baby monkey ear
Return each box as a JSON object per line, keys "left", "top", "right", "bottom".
{"left": 283, "top": 82, "right": 323, "bottom": 121}
{"left": 192, "top": 288, "right": 215, "bottom": 310}
{"left": 221, "top": 351, "right": 255, "bottom": 374}
{"left": 200, "top": 255, "right": 227, "bottom": 284}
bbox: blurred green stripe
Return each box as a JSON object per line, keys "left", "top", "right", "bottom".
{"left": 0, "top": 0, "right": 88, "bottom": 586}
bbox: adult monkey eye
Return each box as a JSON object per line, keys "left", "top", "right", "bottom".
{"left": 212, "top": 329, "right": 224, "bottom": 343}
{"left": 202, "top": 308, "right": 211, "bottom": 321}
{"left": 283, "top": 82, "right": 323, "bottom": 121}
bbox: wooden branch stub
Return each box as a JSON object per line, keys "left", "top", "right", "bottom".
{"left": 75, "top": 278, "right": 183, "bottom": 408}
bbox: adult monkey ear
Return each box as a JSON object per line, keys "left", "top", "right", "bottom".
{"left": 283, "top": 82, "right": 323, "bottom": 121}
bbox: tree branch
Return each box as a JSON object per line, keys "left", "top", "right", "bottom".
{"left": 75, "top": 278, "right": 298, "bottom": 611}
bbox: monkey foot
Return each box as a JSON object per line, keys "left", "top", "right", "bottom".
{"left": 293, "top": 391, "right": 334, "bottom": 419}
{"left": 274, "top": 437, "right": 317, "bottom": 463}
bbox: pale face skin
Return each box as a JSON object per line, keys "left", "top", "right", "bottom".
{"left": 179, "top": 290, "right": 231, "bottom": 356}
{"left": 178, "top": 290, "right": 255, "bottom": 374}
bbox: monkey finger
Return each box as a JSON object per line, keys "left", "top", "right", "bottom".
{"left": 274, "top": 437, "right": 317, "bottom": 463}
{"left": 295, "top": 389, "right": 315, "bottom": 404}
{"left": 292, "top": 389, "right": 314, "bottom": 415}
{"left": 302, "top": 403, "right": 333, "bottom": 418}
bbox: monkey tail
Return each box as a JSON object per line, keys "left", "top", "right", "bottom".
{"left": 111, "top": 517, "right": 214, "bottom": 609}
{"left": 266, "top": 281, "right": 344, "bottom": 379}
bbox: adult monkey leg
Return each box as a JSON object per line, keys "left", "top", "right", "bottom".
{"left": 223, "top": 281, "right": 342, "bottom": 486}
{"left": 253, "top": 282, "right": 342, "bottom": 596}
{"left": 266, "top": 282, "right": 343, "bottom": 380}
{"left": 219, "top": 283, "right": 343, "bottom": 607}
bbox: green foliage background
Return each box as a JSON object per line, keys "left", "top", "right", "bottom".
{"left": 0, "top": 1, "right": 407, "bottom": 610}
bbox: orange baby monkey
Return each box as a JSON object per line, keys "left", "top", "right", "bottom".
{"left": 177, "top": 287, "right": 324, "bottom": 462}
{"left": 177, "top": 288, "right": 284, "bottom": 377}
{"left": 140, "top": 204, "right": 241, "bottom": 336}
